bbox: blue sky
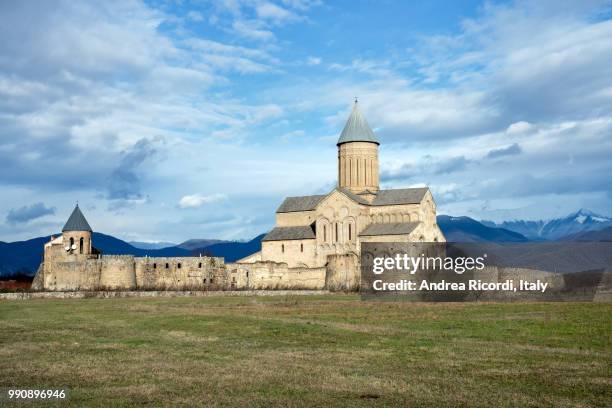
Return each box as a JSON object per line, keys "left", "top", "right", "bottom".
{"left": 1, "top": 0, "right": 612, "bottom": 243}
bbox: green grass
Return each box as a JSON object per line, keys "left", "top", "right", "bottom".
{"left": 0, "top": 295, "right": 610, "bottom": 407}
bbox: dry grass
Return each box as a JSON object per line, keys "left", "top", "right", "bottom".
{"left": 0, "top": 295, "right": 610, "bottom": 407}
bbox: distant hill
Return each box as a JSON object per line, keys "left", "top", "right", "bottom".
{"left": 437, "top": 215, "right": 529, "bottom": 243}
{"left": 0, "top": 232, "right": 190, "bottom": 278}
{"left": 558, "top": 226, "right": 612, "bottom": 242}
{"left": 0, "top": 236, "right": 49, "bottom": 277}
{"left": 129, "top": 241, "right": 177, "bottom": 250}
{"left": 484, "top": 209, "right": 612, "bottom": 240}
{"left": 191, "top": 234, "right": 264, "bottom": 262}
{"left": 178, "top": 239, "right": 228, "bottom": 251}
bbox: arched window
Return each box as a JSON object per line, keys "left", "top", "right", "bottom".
{"left": 165, "top": 263, "right": 169, "bottom": 269}
{"left": 281, "top": 244, "right": 285, "bottom": 253}
{"left": 79, "top": 237, "right": 84, "bottom": 254}
{"left": 348, "top": 224, "right": 352, "bottom": 241}
{"left": 323, "top": 225, "right": 327, "bottom": 242}
{"left": 335, "top": 223, "right": 339, "bottom": 242}
{"left": 198, "top": 262, "right": 202, "bottom": 268}
{"left": 178, "top": 263, "right": 182, "bottom": 269}
{"left": 69, "top": 237, "right": 74, "bottom": 248}
{"left": 153, "top": 263, "right": 157, "bottom": 269}
{"left": 300, "top": 243, "right": 304, "bottom": 252}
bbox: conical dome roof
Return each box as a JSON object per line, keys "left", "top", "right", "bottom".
{"left": 337, "top": 101, "right": 379, "bottom": 146}
{"left": 62, "top": 204, "right": 92, "bottom": 232}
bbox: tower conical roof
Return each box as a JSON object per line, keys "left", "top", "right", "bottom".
{"left": 62, "top": 204, "right": 92, "bottom": 232}
{"left": 337, "top": 101, "right": 379, "bottom": 146}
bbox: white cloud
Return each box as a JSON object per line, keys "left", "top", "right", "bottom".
{"left": 255, "top": 2, "right": 297, "bottom": 23}
{"left": 232, "top": 20, "right": 275, "bottom": 41}
{"left": 179, "top": 193, "right": 227, "bottom": 209}
{"left": 506, "top": 121, "right": 532, "bottom": 134}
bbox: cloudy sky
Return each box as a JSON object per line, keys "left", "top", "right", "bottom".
{"left": 1, "top": 0, "right": 611, "bottom": 243}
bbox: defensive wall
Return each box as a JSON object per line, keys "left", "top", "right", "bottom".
{"left": 32, "top": 253, "right": 360, "bottom": 292}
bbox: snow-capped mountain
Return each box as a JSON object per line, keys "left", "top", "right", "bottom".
{"left": 484, "top": 209, "right": 612, "bottom": 240}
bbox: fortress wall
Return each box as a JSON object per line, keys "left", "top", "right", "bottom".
{"left": 43, "top": 259, "right": 102, "bottom": 291}
{"left": 38, "top": 254, "right": 349, "bottom": 291}
{"left": 134, "top": 256, "right": 225, "bottom": 290}
{"left": 99, "top": 255, "right": 136, "bottom": 289}
{"left": 226, "top": 261, "right": 326, "bottom": 289}
{"left": 325, "top": 253, "right": 360, "bottom": 291}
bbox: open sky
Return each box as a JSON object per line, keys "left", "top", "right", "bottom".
{"left": 1, "top": 0, "right": 612, "bottom": 243}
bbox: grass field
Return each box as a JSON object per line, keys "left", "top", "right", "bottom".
{"left": 0, "top": 295, "right": 610, "bottom": 407}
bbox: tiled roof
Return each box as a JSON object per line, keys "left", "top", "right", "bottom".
{"left": 337, "top": 188, "right": 370, "bottom": 205}
{"left": 371, "top": 188, "right": 428, "bottom": 206}
{"left": 262, "top": 226, "right": 316, "bottom": 241}
{"left": 276, "top": 187, "right": 429, "bottom": 214}
{"left": 276, "top": 194, "right": 327, "bottom": 213}
{"left": 62, "top": 205, "right": 92, "bottom": 232}
{"left": 359, "top": 222, "right": 420, "bottom": 236}
{"left": 337, "top": 101, "right": 379, "bottom": 145}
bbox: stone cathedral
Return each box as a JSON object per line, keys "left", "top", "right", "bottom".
{"left": 246, "top": 100, "right": 446, "bottom": 268}
{"left": 34, "top": 101, "right": 444, "bottom": 291}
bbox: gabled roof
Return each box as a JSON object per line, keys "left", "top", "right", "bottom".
{"left": 62, "top": 204, "right": 92, "bottom": 232}
{"left": 276, "top": 194, "right": 327, "bottom": 213}
{"left": 262, "top": 226, "right": 316, "bottom": 241}
{"left": 275, "top": 187, "right": 429, "bottom": 214}
{"left": 337, "top": 101, "right": 379, "bottom": 146}
{"left": 372, "top": 188, "right": 428, "bottom": 206}
{"left": 336, "top": 187, "right": 370, "bottom": 205}
{"left": 359, "top": 222, "right": 420, "bottom": 237}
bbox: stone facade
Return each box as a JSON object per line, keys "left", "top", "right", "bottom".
{"left": 33, "top": 101, "right": 445, "bottom": 292}
{"left": 338, "top": 141, "right": 379, "bottom": 193}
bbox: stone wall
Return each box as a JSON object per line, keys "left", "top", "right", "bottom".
{"left": 99, "top": 255, "right": 136, "bottom": 289}
{"left": 36, "top": 254, "right": 357, "bottom": 292}
{"left": 325, "top": 253, "right": 360, "bottom": 291}
{"left": 261, "top": 239, "right": 317, "bottom": 268}
{"left": 43, "top": 258, "right": 102, "bottom": 291}
{"left": 227, "top": 261, "right": 327, "bottom": 289}
{"left": 134, "top": 256, "right": 225, "bottom": 290}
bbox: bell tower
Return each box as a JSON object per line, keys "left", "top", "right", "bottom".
{"left": 337, "top": 100, "right": 380, "bottom": 195}
{"left": 62, "top": 204, "right": 93, "bottom": 256}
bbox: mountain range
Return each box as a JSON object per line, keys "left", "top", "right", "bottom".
{"left": 436, "top": 215, "right": 528, "bottom": 242}
{"left": 482, "top": 209, "right": 612, "bottom": 240}
{"left": 1, "top": 209, "right": 610, "bottom": 278}
{"left": 128, "top": 241, "right": 178, "bottom": 250}
{"left": 0, "top": 233, "right": 262, "bottom": 278}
